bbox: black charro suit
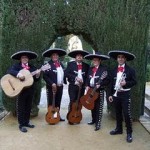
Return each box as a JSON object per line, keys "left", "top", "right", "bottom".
{"left": 86, "top": 65, "right": 109, "bottom": 89}
{"left": 109, "top": 64, "right": 136, "bottom": 134}
{"left": 110, "top": 64, "right": 136, "bottom": 93}
{"left": 7, "top": 63, "right": 39, "bottom": 126}
{"left": 43, "top": 60, "right": 66, "bottom": 109}
{"left": 86, "top": 64, "right": 109, "bottom": 129}
{"left": 65, "top": 61, "right": 89, "bottom": 106}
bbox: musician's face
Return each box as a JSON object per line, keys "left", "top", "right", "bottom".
{"left": 92, "top": 58, "right": 101, "bottom": 67}
{"left": 75, "top": 54, "right": 83, "bottom": 63}
{"left": 51, "top": 53, "right": 59, "bottom": 62}
{"left": 117, "top": 54, "right": 126, "bottom": 65}
{"left": 20, "top": 56, "right": 29, "bottom": 64}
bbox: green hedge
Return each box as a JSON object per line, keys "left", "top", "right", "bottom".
{"left": 0, "top": 0, "right": 149, "bottom": 120}
{"left": 147, "top": 64, "right": 150, "bottom": 82}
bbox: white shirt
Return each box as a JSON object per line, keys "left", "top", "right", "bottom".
{"left": 114, "top": 64, "right": 130, "bottom": 91}
{"left": 56, "top": 66, "right": 64, "bottom": 85}
{"left": 90, "top": 66, "right": 99, "bottom": 87}
{"left": 77, "top": 62, "right": 83, "bottom": 80}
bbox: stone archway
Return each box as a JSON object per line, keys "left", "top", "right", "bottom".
{"left": 68, "top": 35, "right": 83, "bottom": 52}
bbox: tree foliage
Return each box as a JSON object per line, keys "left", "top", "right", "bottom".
{"left": 0, "top": 0, "right": 149, "bottom": 120}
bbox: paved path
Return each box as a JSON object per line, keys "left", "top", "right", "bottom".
{"left": 0, "top": 85, "right": 150, "bottom": 150}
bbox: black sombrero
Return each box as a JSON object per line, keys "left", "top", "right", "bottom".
{"left": 84, "top": 51, "right": 110, "bottom": 60}
{"left": 11, "top": 50, "right": 38, "bottom": 60}
{"left": 42, "top": 48, "right": 66, "bottom": 57}
{"left": 108, "top": 50, "right": 136, "bottom": 61}
{"left": 68, "top": 49, "right": 89, "bottom": 58}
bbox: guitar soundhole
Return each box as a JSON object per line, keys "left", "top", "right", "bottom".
{"left": 86, "top": 100, "right": 90, "bottom": 104}
{"left": 90, "top": 95, "right": 93, "bottom": 98}
{"left": 73, "top": 115, "right": 79, "bottom": 118}
{"left": 52, "top": 111, "right": 55, "bottom": 114}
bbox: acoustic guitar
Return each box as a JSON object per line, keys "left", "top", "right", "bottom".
{"left": 45, "top": 90, "right": 60, "bottom": 124}
{"left": 80, "top": 71, "right": 107, "bottom": 110}
{"left": 0, "top": 64, "right": 50, "bottom": 98}
{"left": 67, "top": 83, "right": 82, "bottom": 124}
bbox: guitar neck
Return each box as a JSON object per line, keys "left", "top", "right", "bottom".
{"left": 76, "top": 85, "right": 82, "bottom": 105}
{"left": 91, "top": 76, "right": 102, "bottom": 95}
{"left": 91, "top": 86, "right": 97, "bottom": 95}
{"left": 30, "top": 64, "right": 50, "bottom": 76}
{"left": 52, "top": 92, "right": 56, "bottom": 108}
{"left": 31, "top": 68, "right": 41, "bottom": 76}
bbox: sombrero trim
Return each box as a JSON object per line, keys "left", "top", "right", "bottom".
{"left": 42, "top": 48, "right": 66, "bottom": 57}
{"left": 11, "top": 51, "right": 38, "bottom": 60}
{"left": 68, "top": 50, "right": 89, "bottom": 58}
{"left": 108, "top": 50, "right": 136, "bottom": 61}
{"left": 84, "top": 54, "right": 110, "bottom": 60}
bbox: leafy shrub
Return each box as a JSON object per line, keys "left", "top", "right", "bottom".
{"left": 146, "top": 64, "right": 150, "bottom": 82}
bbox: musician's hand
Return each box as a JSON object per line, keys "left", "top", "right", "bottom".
{"left": 96, "top": 84, "right": 100, "bottom": 89}
{"left": 109, "top": 96, "right": 113, "bottom": 102}
{"left": 17, "top": 73, "right": 25, "bottom": 81}
{"left": 120, "top": 80, "right": 126, "bottom": 86}
{"left": 85, "top": 86, "right": 90, "bottom": 94}
{"left": 35, "top": 69, "right": 41, "bottom": 78}
{"left": 76, "top": 77, "right": 83, "bottom": 83}
{"left": 52, "top": 83, "right": 57, "bottom": 92}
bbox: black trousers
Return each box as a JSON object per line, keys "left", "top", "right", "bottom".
{"left": 16, "top": 87, "right": 34, "bottom": 126}
{"left": 68, "top": 84, "right": 85, "bottom": 109}
{"left": 46, "top": 85, "right": 63, "bottom": 108}
{"left": 91, "top": 90, "right": 104, "bottom": 128}
{"left": 113, "top": 91, "right": 132, "bottom": 134}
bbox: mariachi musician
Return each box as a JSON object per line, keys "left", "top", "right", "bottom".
{"left": 7, "top": 50, "right": 41, "bottom": 133}
{"left": 65, "top": 49, "right": 89, "bottom": 125}
{"left": 84, "top": 51, "right": 109, "bottom": 131}
{"left": 42, "top": 48, "right": 66, "bottom": 122}
{"left": 108, "top": 50, "right": 136, "bottom": 143}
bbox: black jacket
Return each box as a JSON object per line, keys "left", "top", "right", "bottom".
{"left": 65, "top": 61, "right": 89, "bottom": 86}
{"left": 43, "top": 60, "right": 66, "bottom": 86}
{"left": 109, "top": 64, "right": 137, "bottom": 95}
{"left": 7, "top": 62, "right": 39, "bottom": 82}
{"left": 86, "top": 64, "right": 109, "bottom": 90}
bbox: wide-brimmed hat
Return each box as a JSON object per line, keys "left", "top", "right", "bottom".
{"left": 108, "top": 50, "right": 136, "bottom": 61}
{"left": 68, "top": 49, "right": 89, "bottom": 58}
{"left": 84, "top": 51, "right": 110, "bottom": 60}
{"left": 42, "top": 48, "right": 66, "bottom": 57}
{"left": 11, "top": 50, "right": 38, "bottom": 60}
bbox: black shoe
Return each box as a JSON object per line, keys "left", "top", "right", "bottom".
{"left": 110, "top": 129, "right": 123, "bottom": 135}
{"left": 87, "top": 121, "right": 95, "bottom": 125}
{"left": 95, "top": 127, "right": 100, "bottom": 131}
{"left": 19, "top": 126, "right": 27, "bottom": 133}
{"left": 25, "top": 123, "right": 35, "bottom": 128}
{"left": 126, "top": 134, "right": 132, "bottom": 143}
{"left": 60, "top": 118, "right": 65, "bottom": 121}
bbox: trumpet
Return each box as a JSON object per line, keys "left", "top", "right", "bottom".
{"left": 113, "top": 73, "right": 126, "bottom": 97}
